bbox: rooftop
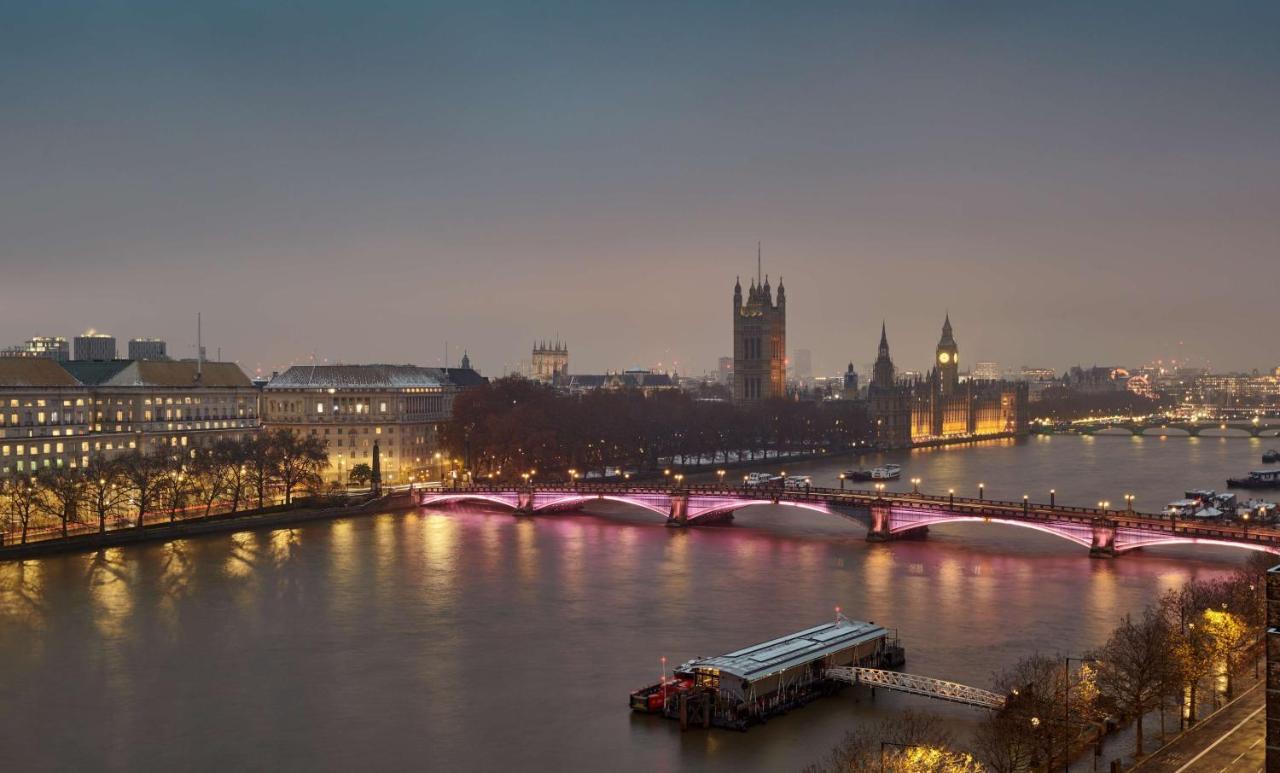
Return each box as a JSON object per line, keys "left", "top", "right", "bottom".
{"left": 0, "top": 358, "right": 84, "bottom": 388}
{"left": 266, "top": 364, "right": 486, "bottom": 390}
{"left": 677, "top": 617, "right": 887, "bottom": 681}
{"left": 61, "top": 360, "right": 252, "bottom": 388}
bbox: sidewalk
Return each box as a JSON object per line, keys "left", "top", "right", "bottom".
{"left": 1128, "top": 680, "right": 1263, "bottom": 772}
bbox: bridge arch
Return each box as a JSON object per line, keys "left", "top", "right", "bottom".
{"left": 419, "top": 492, "right": 521, "bottom": 510}
{"left": 1113, "top": 536, "right": 1280, "bottom": 555}
{"left": 887, "top": 513, "right": 1096, "bottom": 550}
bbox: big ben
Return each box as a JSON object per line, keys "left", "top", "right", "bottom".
{"left": 935, "top": 313, "right": 959, "bottom": 396}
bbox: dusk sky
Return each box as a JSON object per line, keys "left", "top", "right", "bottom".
{"left": 4, "top": 1, "right": 1279, "bottom": 378}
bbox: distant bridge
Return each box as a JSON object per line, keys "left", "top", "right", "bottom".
{"left": 418, "top": 482, "right": 1280, "bottom": 557}
{"left": 824, "top": 667, "right": 1006, "bottom": 710}
{"left": 1034, "top": 417, "right": 1280, "bottom": 438}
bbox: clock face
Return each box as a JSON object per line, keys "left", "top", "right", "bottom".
{"left": 938, "top": 352, "right": 951, "bottom": 364}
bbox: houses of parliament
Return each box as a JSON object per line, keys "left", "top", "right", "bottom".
{"left": 868, "top": 315, "right": 1029, "bottom": 448}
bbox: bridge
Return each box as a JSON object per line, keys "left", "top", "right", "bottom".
{"left": 824, "top": 667, "right": 1006, "bottom": 710}
{"left": 418, "top": 482, "right": 1280, "bottom": 557}
{"left": 1034, "top": 417, "right": 1280, "bottom": 438}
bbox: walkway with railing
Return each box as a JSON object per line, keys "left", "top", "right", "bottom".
{"left": 824, "top": 666, "right": 1007, "bottom": 710}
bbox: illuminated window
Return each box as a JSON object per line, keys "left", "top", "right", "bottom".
{"left": 317, "top": 402, "right": 325, "bottom": 414}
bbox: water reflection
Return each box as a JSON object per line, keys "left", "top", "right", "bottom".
{"left": 0, "top": 436, "right": 1261, "bottom": 771}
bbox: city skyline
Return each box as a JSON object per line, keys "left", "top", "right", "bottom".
{"left": 4, "top": 3, "right": 1279, "bottom": 375}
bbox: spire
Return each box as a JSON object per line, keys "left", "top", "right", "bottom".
{"left": 879, "top": 321, "right": 888, "bottom": 349}
{"left": 938, "top": 313, "right": 956, "bottom": 348}
{"left": 757, "top": 241, "right": 762, "bottom": 286}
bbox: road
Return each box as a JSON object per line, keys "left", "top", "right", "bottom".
{"left": 1132, "top": 680, "right": 1264, "bottom": 773}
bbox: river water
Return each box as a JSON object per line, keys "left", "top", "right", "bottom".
{"left": 0, "top": 435, "right": 1275, "bottom": 771}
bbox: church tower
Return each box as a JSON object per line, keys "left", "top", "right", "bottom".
{"left": 871, "top": 323, "right": 895, "bottom": 389}
{"left": 934, "top": 314, "right": 959, "bottom": 396}
{"left": 732, "top": 245, "right": 786, "bottom": 403}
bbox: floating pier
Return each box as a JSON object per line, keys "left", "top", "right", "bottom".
{"left": 630, "top": 613, "right": 905, "bottom": 731}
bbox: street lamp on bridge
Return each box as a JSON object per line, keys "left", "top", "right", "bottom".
{"left": 839, "top": 473, "right": 846, "bottom": 491}
{"left": 716, "top": 469, "right": 726, "bottom": 485}
{"left": 1050, "top": 489, "right": 1056, "bottom": 507}
{"left": 948, "top": 488, "right": 954, "bottom": 507}
{"left": 1125, "top": 493, "right": 1134, "bottom": 512}
{"left": 911, "top": 477, "right": 921, "bottom": 494}
{"left": 978, "top": 482, "right": 985, "bottom": 501}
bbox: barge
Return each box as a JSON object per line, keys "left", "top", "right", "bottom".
{"left": 630, "top": 613, "right": 904, "bottom": 731}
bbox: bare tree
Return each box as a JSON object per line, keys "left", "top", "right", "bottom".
{"left": 242, "top": 433, "right": 275, "bottom": 508}
{"left": 213, "top": 438, "right": 252, "bottom": 514}
{"left": 158, "top": 456, "right": 198, "bottom": 524}
{"left": 118, "top": 451, "right": 165, "bottom": 528}
{"left": 36, "top": 467, "right": 86, "bottom": 538}
{"left": 82, "top": 458, "right": 129, "bottom": 534}
{"left": 1093, "top": 610, "right": 1168, "bottom": 757}
{"left": 273, "top": 431, "right": 328, "bottom": 505}
{"left": 2, "top": 476, "right": 42, "bottom": 544}
{"left": 191, "top": 449, "right": 231, "bottom": 517}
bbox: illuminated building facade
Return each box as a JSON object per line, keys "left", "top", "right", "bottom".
{"left": 0, "top": 336, "right": 70, "bottom": 361}
{"left": 0, "top": 358, "right": 260, "bottom": 478}
{"left": 732, "top": 269, "right": 786, "bottom": 403}
{"left": 868, "top": 317, "right": 1028, "bottom": 448}
{"left": 263, "top": 364, "right": 485, "bottom": 484}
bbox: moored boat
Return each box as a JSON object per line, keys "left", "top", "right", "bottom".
{"left": 1227, "top": 469, "right": 1280, "bottom": 490}
{"left": 1264, "top": 450, "right": 1280, "bottom": 464}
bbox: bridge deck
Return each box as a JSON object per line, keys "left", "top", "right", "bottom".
{"left": 423, "top": 482, "right": 1280, "bottom": 552}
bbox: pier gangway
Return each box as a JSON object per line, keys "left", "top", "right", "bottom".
{"left": 824, "top": 666, "right": 1006, "bottom": 710}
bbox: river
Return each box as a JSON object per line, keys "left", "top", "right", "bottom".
{"left": 0, "top": 435, "right": 1274, "bottom": 771}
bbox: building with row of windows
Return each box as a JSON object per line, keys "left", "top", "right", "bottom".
{"left": 0, "top": 358, "right": 260, "bottom": 477}
{"left": 0, "top": 336, "right": 71, "bottom": 361}
{"left": 0, "top": 356, "right": 489, "bottom": 482}
{"left": 261, "top": 363, "right": 486, "bottom": 485}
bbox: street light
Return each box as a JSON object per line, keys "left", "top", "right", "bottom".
{"left": 1059, "top": 656, "right": 1097, "bottom": 772}
{"left": 1049, "top": 488, "right": 1056, "bottom": 507}
{"left": 1125, "top": 493, "right": 1135, "bottom": 512}
{"left": 716, "top": 469, "right": 726, "bottom": 485}
{"left": 911, "top": 477, "right": 921, "bottom": 494}
{"left": 978, "top": 482, "right": 985, "bottom": 501}
{"left": 839, "top": 472, "right": 846, "bottom": 491}
{"left": 948, "top": 488, "right": 954, "bottom": 507}
{"left": 1022, "top": 494, "right": 1029, "bottom": 514}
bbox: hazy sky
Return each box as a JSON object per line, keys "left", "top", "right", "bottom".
{"left": 4, "top": 1, "right": 1279, "bottom": 378}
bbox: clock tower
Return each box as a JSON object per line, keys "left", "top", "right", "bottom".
{"left": 935, "top": 314, "right": 959, "bottom": 395}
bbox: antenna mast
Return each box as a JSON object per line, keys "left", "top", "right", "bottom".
{"left": 196, "top": 312, "right": 203, "bottom": 380}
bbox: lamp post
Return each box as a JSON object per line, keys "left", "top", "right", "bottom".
{"left": 1023, "top": 494, "right": 1029, "bottom": 515}
{"left": 839, "top": 473, "right": 846, "bottom": 491}
{"left": 948, "top": 488, "right": 954, "bottom": 507}
{"left": 1050, "top": 488, "right": 1056, "bottom": 507}
{"left": 716, "top": 469, "right": 726, "bottom": 486}
{"left": 911, "top": 477, "right": 921, "bottom": 494}
{"left": 673, "top": 473, "right": 684, "bottom": 490}
{"left": 978, "top": 482, "right": 985, "bottom": 501}
{"left": 1125, "top": 493, "right": 1135, "bottom": 513}
{"left": 1060, "top": 656, "right": 1097, "bottom": 772}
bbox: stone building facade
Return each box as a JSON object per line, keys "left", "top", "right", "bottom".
{"left": 868, "top": 317, "right": 1028, "bottom": 448}
{"left": 262, "top": 364, "right": 485, "bottom": 485}
{"left": 0, "top": 358, "right": 261, "bottom": 477}
{"left": 732, "top": 274, "right": 786, "bottom": 403}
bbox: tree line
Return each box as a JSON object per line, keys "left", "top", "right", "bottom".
{"left": 1, "top": 429, "right": 328, "bottom": 545}
{"left": 441, "top": 377, "right": 870, "bottom": 482}
{"left": 806, "top": 560, "right": 1267, "bottom": 772}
